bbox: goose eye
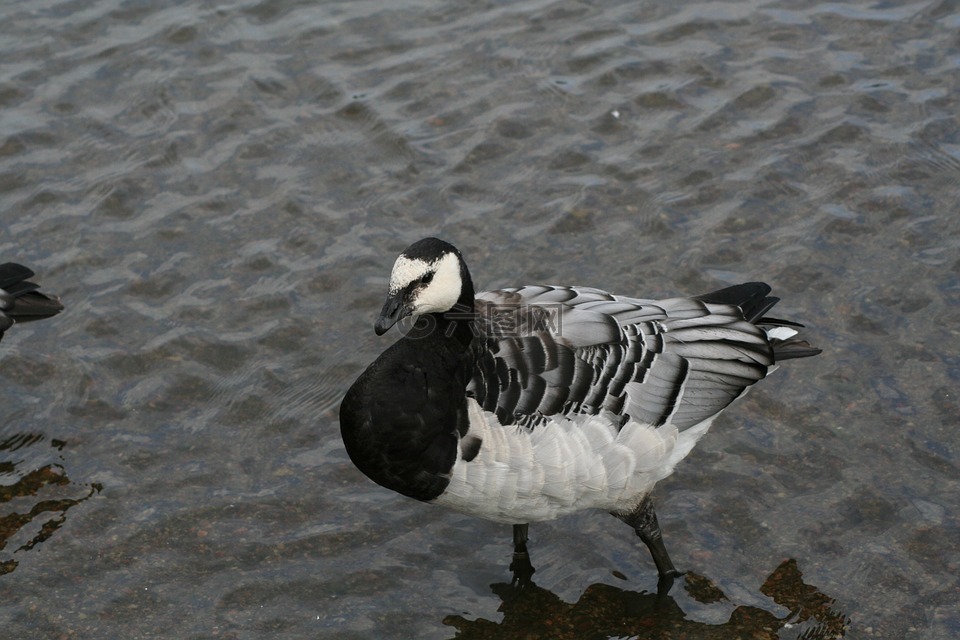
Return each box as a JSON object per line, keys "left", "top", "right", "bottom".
{"left": 421, "top": 272, "right": 434, "bottom": 285}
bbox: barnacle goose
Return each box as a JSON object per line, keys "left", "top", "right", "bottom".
{"left": 0, "top": 263, "right": 63, "bottom": 342}
{"left": 339, "top": 237, "right": 820, "bottom": 590}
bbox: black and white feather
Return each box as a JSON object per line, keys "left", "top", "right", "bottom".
{"left": 0, "top": 263, "right": 63, "bottom": 342}
{"left": 339, "top": 238, "right": 820, "bottom": 574}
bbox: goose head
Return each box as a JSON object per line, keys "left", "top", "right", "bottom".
{"left": 374, "top": 237, "right": 474, "bottom": 336}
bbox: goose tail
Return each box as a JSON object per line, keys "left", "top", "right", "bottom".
{"left": 694, "top": 281, "right": 821, "bottom": 362}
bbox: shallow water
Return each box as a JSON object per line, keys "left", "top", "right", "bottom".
{"left": 1, "top": 0, "right": 958, "bottom": 638}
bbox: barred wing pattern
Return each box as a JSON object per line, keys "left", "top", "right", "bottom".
{"left": 468, "top": 284, "right": 775, "bottom": 432}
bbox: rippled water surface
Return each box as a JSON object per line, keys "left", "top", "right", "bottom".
{"left": 2, "top": 0, "right": 959, "bottom": 638}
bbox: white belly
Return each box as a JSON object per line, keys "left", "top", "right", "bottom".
{"left": 431, "top": 399, "right": 715, "bottom": 523}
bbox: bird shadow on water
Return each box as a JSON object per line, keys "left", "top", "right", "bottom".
{"left": 0, "top": 432, "right": 101, "bottom": 576}
{"left": 442, "top": 559, "right": 849, "bottom": 640}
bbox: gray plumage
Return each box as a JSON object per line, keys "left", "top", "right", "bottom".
{"left": 340, "top": 238, "right": 821, "bottom": 588}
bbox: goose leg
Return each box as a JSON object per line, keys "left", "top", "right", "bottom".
{"left": 509, "top": 523, "right": 535, "bottom": 586}
{"left": 614, "top": 496, "right": 684, "bottom": 592}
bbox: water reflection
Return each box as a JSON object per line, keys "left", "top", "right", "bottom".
{"left": 0, "top": 433, "right": 101, "bottom": 576}
{"left": 444, "top": 559, "right": 848, "bottom": 640}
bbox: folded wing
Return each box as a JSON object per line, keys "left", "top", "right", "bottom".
{"left": 469, "top": 283, "right": 788, "bottom": 432}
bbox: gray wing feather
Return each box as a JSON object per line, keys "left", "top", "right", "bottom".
{"left": 471, "top": 285, "right": 775, "bottom": 431}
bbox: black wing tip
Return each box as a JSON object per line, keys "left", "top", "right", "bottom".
{"left": 7, "top": 291, "right": 64, "bottom": 319}
{"left": 758, "top": 316, "right": 805, "bottom": 329}
{"left": 694, "top": 282, "right": 776, "bottom": 323}
{"left": 772, "top": 340, "right": 822, "bottom": 361}
{"left": 0, "top": 263, "right": 37, "bottom": 288}
{"left": 0, "top": 263, "right": 63, "bottom": 340}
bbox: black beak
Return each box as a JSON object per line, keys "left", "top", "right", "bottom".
{"left": 374, "top": 292, "right": 408, "bottom": 336}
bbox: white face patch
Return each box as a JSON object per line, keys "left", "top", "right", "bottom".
{"left": 388, "top": 251, "right": 462, "bottom": 314}
{"left": 388, "top": 255, "right": 433, "bottom": 294}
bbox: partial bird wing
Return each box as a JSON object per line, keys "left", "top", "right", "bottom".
{"left": 469, "top": 283, "right": 783, "bottom": 431}
{"left": 0, "top": 263, "right": 64, "bottom": 340}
